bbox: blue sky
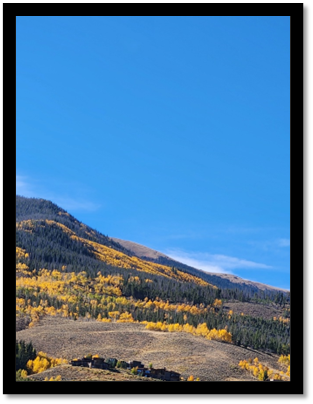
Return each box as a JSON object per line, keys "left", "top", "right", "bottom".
{"left": 16, "top": 16, "right": 290, "bottom": 290}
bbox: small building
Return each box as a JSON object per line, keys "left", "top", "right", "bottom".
{"left": 80, "top": 357, "right": 93, "bottom": 367}
{"left": 150, "top": 368, "right": 181, "bottom": 381}
{"left": 71, "top": 359, "right": 82, "bottom": 366}
{"left": 93, "top": 357, "right": 105, "bottom": 369}
{"left": 129, "top": 360, "right": 144, "bottom": 369}
{"left": 150, "top": 368, "right": 166, "bottom": 380}
{"left": 164, "top": 370, "right": 181, "bottom": 381}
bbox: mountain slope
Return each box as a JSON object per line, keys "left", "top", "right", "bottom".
{"left": 111, "top": 237, "right": 287, "bottom": 295}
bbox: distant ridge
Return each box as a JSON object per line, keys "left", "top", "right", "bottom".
{"left": 111, "top": 237, "right": 288, "bottom": 295}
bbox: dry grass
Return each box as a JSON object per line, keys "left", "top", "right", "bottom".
{"left": 17, "top": 317, "right": 282, "bottom": 382}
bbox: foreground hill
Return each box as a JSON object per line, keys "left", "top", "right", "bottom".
{"left": 17, "top": 317, "right": 285, "bottom": 381}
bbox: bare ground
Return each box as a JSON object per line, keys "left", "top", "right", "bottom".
{"left": 17, "top": 317, "right": 282, "bottom": 382}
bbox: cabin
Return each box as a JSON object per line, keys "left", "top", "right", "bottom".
{"left": 164, "top": 370, "right": 181, "bottom": 381}
{"left": 80, "top": 358, "right": 93, "bottom": 367}
{"left": 149, "top": 368, "right": 166, "bottom": 380}
{"left": 71, "top": 359, "right": 82, "bottom": 366}
{"left": 149, "top": 368, "right": 181, "bottom": 381}
{"left": 71, "top": 356, "right": 111, "bottom": 370}
{"left": 128, "top": 360, "right": 144, "bottom": 369}
{"left": 93, "top": 357, "right": 110, "bottom": 369}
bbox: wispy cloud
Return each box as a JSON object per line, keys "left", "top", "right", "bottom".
{"left": 16, "top": 175, "right": 35, "bottom": 197}
{"left": 51, "top": 197, "right": 101, "bottom": 212}
{"left": 277, "top": 238, "right": 290, "bottom": 247}
{"left": 163, "top": 248, "right": 272, "bottom": 274}
{"left": 248, "top": 238, "right": 290, "bottom": 251}
{"left": 16, "top": 174, "right": 101, "bottom": 213}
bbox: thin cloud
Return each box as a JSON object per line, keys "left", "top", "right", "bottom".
{"left": 52, "top": 197, "right": 101, "bottom": 212}
{"left": 163, "top": 248, "right": 272, "bottom": 274}
{"left": 277, "top": 238, "right": 290, "bottom": 247}
{"left": 16, "top": 175, "right": 34, "bottom": 197}
{"left": 16, "top": 174, "right": 101, "bottom": 213}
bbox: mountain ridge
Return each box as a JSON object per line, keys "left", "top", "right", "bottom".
{"left": 111, "top": 237, "right": 288, "bottom": 294}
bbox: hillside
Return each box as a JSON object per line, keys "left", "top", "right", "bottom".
{"left": 16, "top": 195, "right": 290, "bottom": 382}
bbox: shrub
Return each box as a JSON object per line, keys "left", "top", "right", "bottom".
{"left": 131, "top": 366, "right": 138, "bottom": 375}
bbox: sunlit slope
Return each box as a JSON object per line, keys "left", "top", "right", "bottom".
{"left": 16, "top": 218, "right": 211, "bottom": 287}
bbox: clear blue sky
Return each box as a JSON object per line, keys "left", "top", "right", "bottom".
{"left": 16, "top": 16, "right": 290, "bottom": 290}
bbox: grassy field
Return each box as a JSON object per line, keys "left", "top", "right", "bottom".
{"left": 17, "top": 317, "right": 283, "bottom": 381}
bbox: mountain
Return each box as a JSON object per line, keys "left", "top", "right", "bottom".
{"left": 16, "top": 196, "right": 285, "bottom": 297}
{"left": 16, "top": 195, "right": 219, "bottom": 304}
{"left": 16, "top": 195, "right": 290, "bottom": 357}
